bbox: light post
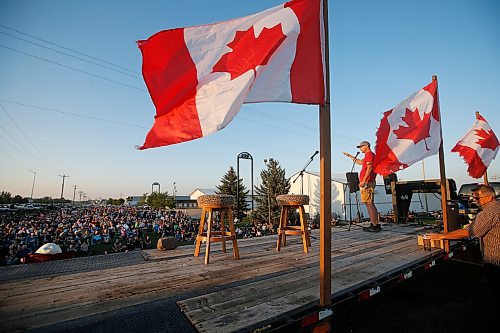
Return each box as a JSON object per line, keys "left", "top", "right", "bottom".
{"left": 237, "top": 152, "right": 254, "bottom": 220}
{"left": 29, "top": 170, "right": 36, "bottom": 200}
{"left": 152, "top": 182, "right": 160, "bottom": 194}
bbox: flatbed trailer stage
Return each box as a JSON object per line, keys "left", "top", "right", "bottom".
{"left": 0, "top": 223, "right": 462, "bottom": 332}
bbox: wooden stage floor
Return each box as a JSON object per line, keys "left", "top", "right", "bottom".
{"left": 0, "top": 223, "right": 440, "bottom": 332}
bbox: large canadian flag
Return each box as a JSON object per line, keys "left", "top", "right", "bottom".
{"left": 137, "top": 0, "right": 325, "bottom": 149}
{"left": 451, "top": 113, "right": 499, "bottom": 178}
{"left": 374, "top": 80, "right": 441, "bottom": 175}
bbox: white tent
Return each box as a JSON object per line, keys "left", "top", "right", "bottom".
{"left": 288, "top": 171, "right": 441, "bottom": 220}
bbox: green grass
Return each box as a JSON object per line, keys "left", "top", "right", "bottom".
{"left": 87, "top": 231, "right": 194, "bottom": 255}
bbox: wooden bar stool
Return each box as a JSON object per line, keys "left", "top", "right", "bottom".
{"left": 194, "top": 194, "right": 240, "bottom": 264}
{"left": 276, "top": 194, "right": 311, "bottom": 253}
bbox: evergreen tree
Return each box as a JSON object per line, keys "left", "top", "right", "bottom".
{"left": 216, "top": 166, "right": 249, "bottom": 215}
{"left": 254, "top": 158, "right": 290, "bottom": 225}
{"left": 146, "top": 192, "right": 175, "bottom": 209}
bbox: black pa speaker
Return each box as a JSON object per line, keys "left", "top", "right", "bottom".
{"left": 383, "top": 173, "right": 398, "bottom": 195}
{"left": 346, "top": 172, "right": 360, "bottom": 193}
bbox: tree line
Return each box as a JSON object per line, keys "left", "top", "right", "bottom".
{"left": 2, "top": 157, "right": 293, "bottom": 225}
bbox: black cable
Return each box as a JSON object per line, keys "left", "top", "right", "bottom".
{"left": 0, "top": 23, "right": 141, "bottom": 75}
{"left": 0, "top": 31, "right": 142, "bottom": 79}
{"left": 0, "top": 45, "right": 146, "bottom": 92}
{"left": 1, "top": 99, "right": 147, "bottom": 129}
{"left": 0, "top": 103, "right": 60, "bottom": 173}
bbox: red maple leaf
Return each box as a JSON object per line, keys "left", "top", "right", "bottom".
{"left": 475, "top": 128, "right": 500, "bottom": 150}
{"left": 393, "top": 108, "right": 432, "bottom": 150}
{"left": 212, "top": 24, "right": 287, "bottom": 80}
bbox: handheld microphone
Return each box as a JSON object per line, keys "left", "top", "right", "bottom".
{"left": 311, "top": 150, "right": 319, "bottom": 159}
{"left": 354, "top": 152, "right": 360, "bottom": 158}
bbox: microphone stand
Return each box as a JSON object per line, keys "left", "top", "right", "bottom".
{"left": 348, "top": 153, "right": 363, "bottom": 231}
{"left": 292, "top": 151, "right": 319, "bottom": 195}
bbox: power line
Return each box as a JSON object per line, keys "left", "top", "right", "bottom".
{"left": 1, "top": 99, "right": 147, "bottom": 129}
{"left": 0, "top": 44, "right": 146, "bottom": 92}
{"left": 0, "top": 130, "right": 50, "bottom": 172}
{"left": 0, "top": 23, "right": 141, "bottom": 75}
{"left": 0, "top": 31, "right": 142, "bottom": 79}
{"left": 242, "top": 105, "right": 318, "bottom": 131}
{"left": 0, "top": 144, "right": 31, "bottom": 171}
{"left": 0, "top": 102, "right": 60, "bottom": 173}
{"left": 237, "top": 115, "right": 317, "bottom": 139}
{"left": 210, "top": 138, "right": 299, "bottom": 155}
{"left": 0, "top": 144, "right": 57, "bottom": 185}
{"left": 241, "top": 105, "right": 359, "bottom": 142}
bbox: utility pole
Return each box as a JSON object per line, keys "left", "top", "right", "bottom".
{"left": 59, "top": 174, "right": 69, "bottom": 200}
{"left": 173, "top": 182, "right": 177, "bottom": 209}
{"left": 30, "top": 170, "right": 37, "bottom": 200}
{"left": 72, "top": 185, "right": 78, "bottom": 205}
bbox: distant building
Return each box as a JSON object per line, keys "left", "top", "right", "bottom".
{"left": 126, "top": 196, "right": 143, "bottom": 206}
{"left": 174, "top": 195, "right": 197, "bottom": 209}
{"left": 125, "top": 189, "right": 218, "bottom": 210}
{"left": 189, "top": 188, "right": 217, "bottom": 201}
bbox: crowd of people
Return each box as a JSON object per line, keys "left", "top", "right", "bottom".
{"left": 0, "top": 205, "right": 200, "bottom": 266}
{"left": 1, "top": 205, "right": 303, "bottom": 266}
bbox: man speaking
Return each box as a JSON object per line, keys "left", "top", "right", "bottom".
{"left": 343, "top": 141, "right": 380, "bottom": 232}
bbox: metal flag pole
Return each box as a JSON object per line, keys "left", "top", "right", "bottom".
{"left": 434, "top": 75, "right": 450, "bottom": 252}
{"left": 476, "top": 112, "right": 490, "bottom": 186}
{"left": 319, "top": 0, "right": 332, "bottom": 307}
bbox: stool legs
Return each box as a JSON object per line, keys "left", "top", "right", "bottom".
{"left": 227, "top": 209, "right": 240, "bottom": 259}
{"left": 194, "top": 208, "right": 207, "bottom": 257}
{"left": 220, "top": 211, "right": 226, "bottom": 253}
{"left": 194, "top": 207, "right": 239, "bottom": 264}
{"left": 205, "top": 208, "right": 213, "bottom": 264}
{"left": 298, "top": 205, "right": 311, "bottom": 251}
{"left": 276, "top": 206, "right": 289, "bottom": 251}
{"left": 276, "top": 205, "right": 310, "bottom": 253}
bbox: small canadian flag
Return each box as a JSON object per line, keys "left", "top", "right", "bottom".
{"left": 451, "top": 112, "right": 499, "bottom": 178}
{"left": 374, "top": 79, "right": 441, "bottom": 175}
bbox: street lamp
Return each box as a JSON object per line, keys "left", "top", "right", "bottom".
{"left": 152, "top": 182, "right": 160, "bottom": 194}
{"left": 237, "top": 152, "right": 254, "bottom": 220}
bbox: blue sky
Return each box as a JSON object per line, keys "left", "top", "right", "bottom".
{"left": 0, "top": 0, "right": 499, "bottom": 199}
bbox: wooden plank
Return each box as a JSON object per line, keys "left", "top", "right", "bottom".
{"left": 0, "top": 225, "right": 433, "bottom": 332}
{"left": 179, "top": 236, "right": 420, "bottom": 311}
{"left": 178, "top": 240, "right": 420, "bottom": 325}
{"left": 192, "top": 245, "right": 429, "bottom": 332}
{"left": 0, "top": 228, "right": 415, "bottom": 306}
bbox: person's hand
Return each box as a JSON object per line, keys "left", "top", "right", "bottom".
{"left": 425, "top": 233, "right": 443, "bottom": 240}
{"left": 343, "top": 152, "right": 350, "bottom": 158}
{"left": 359, "top": 182, "right": 365, "bottom": 188}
